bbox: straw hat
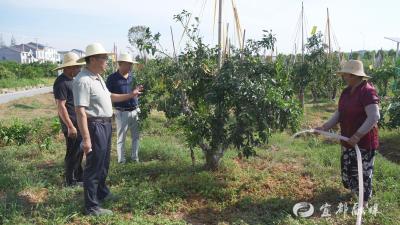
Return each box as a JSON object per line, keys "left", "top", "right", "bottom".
{"left": 77, "top": 43, "right": 114, "bottom": 63}
{"left": 336, "top": 60, "right": 371, "bottom": 78}
{"left": 117, "top": 53, "right": 138, "bottom": 64}
{"left": 53, "top": 52, "right": 85, "bottom": 71}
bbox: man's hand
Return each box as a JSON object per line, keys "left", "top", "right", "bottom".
{"left": 67, "top": 126, "right": 78, "bottom": 139}
{"left": 131, "top": 85, "right": 144, "bottom": 97}
{"left": 82, "top": 138, "right": 92, "bottom": 155}
{"left": 347, "top": 132, "right": 363, "bottom": 147}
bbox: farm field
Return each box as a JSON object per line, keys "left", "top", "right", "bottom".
{"left": 1, "top": 1, "right": 400, "bottom": 225}
{"left": 0, "top": 93, "right": 399, "bottom": 225}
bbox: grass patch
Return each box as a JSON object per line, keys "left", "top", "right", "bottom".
{"left": 0, "top": 96, "right": 399, "bottom": 224}
{"left": 0, "top": 77, "right": 55, "bottom": 89}
{"left": 0, "top": 93, "right": 56, "bottom": 125}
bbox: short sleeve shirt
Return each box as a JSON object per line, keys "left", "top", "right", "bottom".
{"left": 106, "top": 71, "right": 138, "bottom": 108}
{"left": 72, "top": 68, "right": 113, "bottom": 118}
{"left": 53, "top": 73, "right": 76, "bottom": 124}
{"left": 338, "top": 81, "right": 380, "bottom": 150}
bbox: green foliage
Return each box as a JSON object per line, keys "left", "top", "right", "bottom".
{"left": 350, "top": 51, "right": 360, "bottom": 60}
{"left": 0, "top": 120, "right": 31, "bottom": 145}
{"left": 0, "top": 61, "right": 56, "bottom": 79}
{"left": 306, "top": 32, "right": 341, "bottom": 101}
{"left": 0, "top": 117, "right": 61, "bottom": 150}
{"left": 133, "top": 10, "right": 301, "bottom": 170}
{"left": 128, "top": 25, "right": 161, "bottom": 60}
{"left": 30, "top": 118, "right": 61, "bottom": 151}
{"left": 291, "top": 61, "right": 310, "bottom": 92}
{"left": 381, "top": 68, "right": 400, "bottom": 129}
{"left": 381, "top": 94, "right": 400, "bottom": 129}
{"left": 371, "top": 57, "right": 400, "bottom": 129}
{"left": 370, "top": 62, "right": 398, "bottom": 97}
{"left": 1, "top": 111, "right": 399, "bottom": 224}
{"left": 0, "top": 64, "right": 16, "bottom": 79}
{"left": 289, "top": 32, "right": 341, "bottom": 105}
{"left": 0, "top": 61, "right": 57, "bottom": 88}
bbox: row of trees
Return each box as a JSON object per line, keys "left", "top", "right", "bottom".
{"left": 0, "top": 61, "right": 56, "bottom": 80}
{"left": 130, "top": 11, "right": 302, "bottom": 170}
{"left": 291, "top": 32, "right": 342, "bottom": 107}
{"left": 126, "top": 10, "right": 400, "bottom": 170}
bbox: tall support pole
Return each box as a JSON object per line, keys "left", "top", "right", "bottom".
{"left": 242, "top": 29, "right": 246, "bottom": 50}
{"left": 327, "top": 8, "right": 332, "bottom": 56}
{"left": 218, "top": 0, "right": 223, "bottom": 68}
{"left": 301, "top": 2, "right": 304, "bottom": 63}
{"left": 396, "top": 42, "right": 399, "bottom": 61}
{"left": 300, "top": 2, "right": 305, "bottom": 108}
{"left": 240, "top": 29, "right": 246, "bottom": 60}
{"left": 224, "top": 23, "right": 229, "bottom": 57}
{"left": 170, "top": 26, "right": 177, "bottom": 60}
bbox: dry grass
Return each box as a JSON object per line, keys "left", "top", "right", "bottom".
{"left": 0, "top": 92, "right": 57, "bottom": 123}
{"left": 18, "top": 188, "right": 49, "bottom": 204}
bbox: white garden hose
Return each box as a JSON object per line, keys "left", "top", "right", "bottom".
{"left": 292, "top": 129, "right": 364, "bottom": 225}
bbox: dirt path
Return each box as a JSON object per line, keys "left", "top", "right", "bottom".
{"left": 0, "top": 86, "right": 52, "bottom": 104}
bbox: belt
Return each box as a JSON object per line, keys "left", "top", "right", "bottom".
{"left": 115, "top": 106, "right": 137, "bottom": 112}
{"left": 87, "top": 117, "right": 112, "bottom": 123}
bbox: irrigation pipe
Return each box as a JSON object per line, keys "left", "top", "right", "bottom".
{"left": 292, "top": 129, "right": 364, "bottom": 225}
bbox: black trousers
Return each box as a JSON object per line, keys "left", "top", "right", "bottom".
{"left": 83, "top": 120, "right": 112, "bottom": 210}
{"left": 341, "top": 147, "right": 376, "bottom": 202}
{"left": 62, "top": 126, "right": 83, "bottom": 185}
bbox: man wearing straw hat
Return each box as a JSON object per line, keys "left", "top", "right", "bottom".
{"left": 73, "top": 43, "right": 143, "bottom": 216}
{"left": 106, "top": 53, "right": 141, "bottom": 164}
{"left": 53, "top": 52, "right": 85, "bottom": 187}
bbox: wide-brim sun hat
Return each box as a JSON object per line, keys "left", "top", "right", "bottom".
{"left": 336, "top": 59, "right": 371, "bottom": 78}
{"left": 77, "top": 43, "right": 114, "bottom": 63}
{"left": 117, "top": 53, "right": 138, "bottom": 64}
{"left": 53, "top": 52, "right": 85, "bottom": 71}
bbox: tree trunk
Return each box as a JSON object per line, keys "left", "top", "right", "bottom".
{"left": 201, "top": 145, "right": 224, "bottom": 171}
{"left": 331, "top": 85, "right": 337, "bottom": 101}
{"left": 384, "top": 81, "right": 388, "bottom": 97}
{"left": 311, "top": 87, "right": 318, "bottom": 103}
{"left": 144, "top": 53, "right": 148, "bottom": 64}
{"left": 190, "top": 147, "right": 196, "bottom": 170}
{"left": 299, "top": 88, "right": 305, "bottom": 108}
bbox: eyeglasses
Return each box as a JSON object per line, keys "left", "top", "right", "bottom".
{"left": 95, "top": 55, "right": 109, "bottom": 61}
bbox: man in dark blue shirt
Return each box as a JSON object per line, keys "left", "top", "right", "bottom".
{"left": 106, "top": 53, "right": 141, "bottom": 163}
{"left": 53, "top": 52, "right": 85, "bottom": 186}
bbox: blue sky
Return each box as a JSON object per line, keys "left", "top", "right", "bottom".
{"left": 0, "top": 0, "right": 398, "bottom": 56}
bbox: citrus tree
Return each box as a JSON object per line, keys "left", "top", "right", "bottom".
{"left": 134, "top": 11, "right": 301, "bottom": 170}
{"left": 370, "top": 62, "right": 398, "bottom": 97}
{"left": 290, "top": 32, "right": 341, "bottom": 106}
{"left": 379, "top": 60, "right": 400, "bottom": 129}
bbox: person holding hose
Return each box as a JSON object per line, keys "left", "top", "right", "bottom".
{"left": 315, "top": 60, "right": 380, "bottom": 208}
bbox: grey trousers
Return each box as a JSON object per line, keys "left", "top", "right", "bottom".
{"left": 115, "top": 109, "right": 140, "bottom": 163}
